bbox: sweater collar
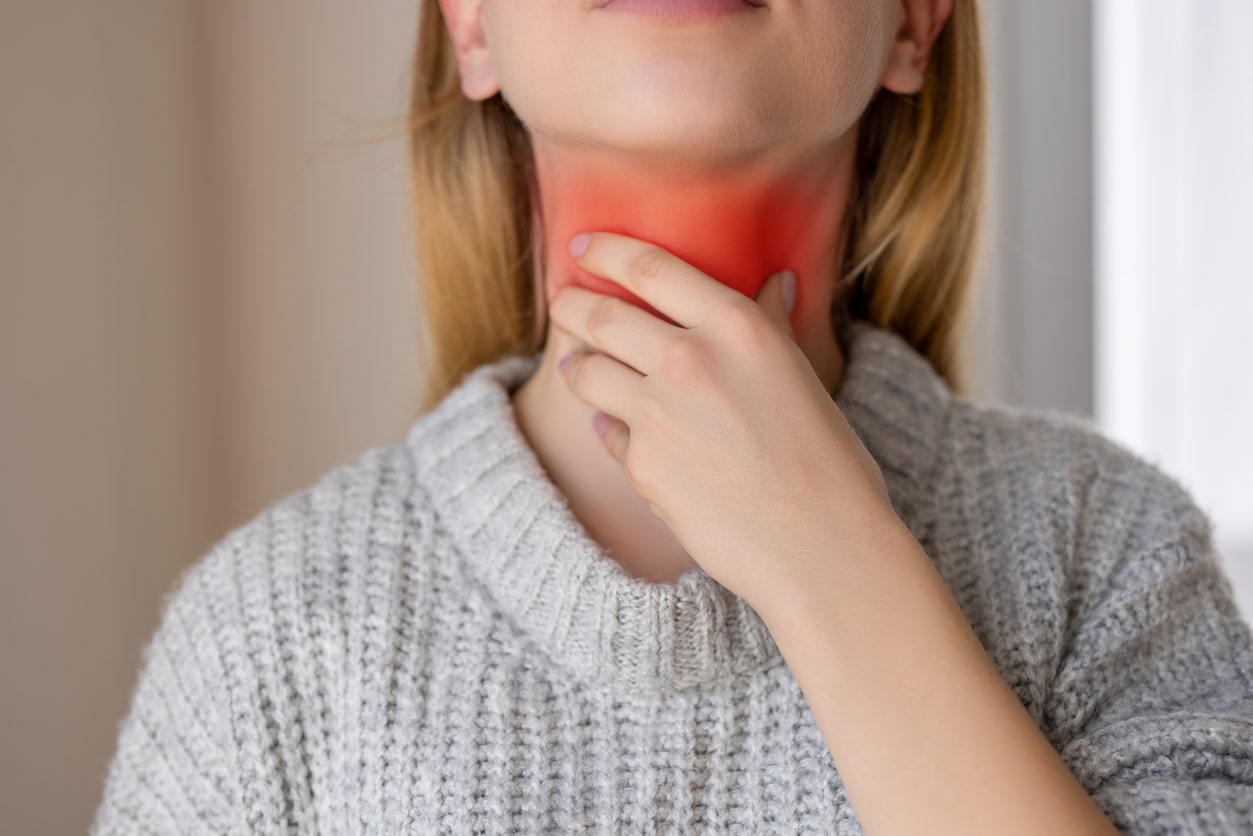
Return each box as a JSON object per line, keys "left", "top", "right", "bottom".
{"left": 405, "top": 320, "right": 950, "bottom": 694}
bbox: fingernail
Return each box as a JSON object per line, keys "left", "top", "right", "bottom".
{"left": 569, "top": 233, "right": 592, "bottom": 259}
{"left": 781, "top": 270, "right": 797, "bottom": 314}
{"left": 592, "top": 411, "right": 612, "bottom": 437}
{"left": 558, "top": 352, "right": 573, "bottom": 373}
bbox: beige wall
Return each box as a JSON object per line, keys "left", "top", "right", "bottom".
{"left": 0, "top": 2, "right": 421, "bottom": 833}
{"left": 201, "top": 0, "right": 422, "bottom": 525}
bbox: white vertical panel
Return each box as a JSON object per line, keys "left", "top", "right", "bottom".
{"left": 1096, "top": 0, "right": 1253, "bottom": 612}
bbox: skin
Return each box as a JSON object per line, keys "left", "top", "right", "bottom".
{"left": 438, "top": 1, "right": 1121, "bottom": 832}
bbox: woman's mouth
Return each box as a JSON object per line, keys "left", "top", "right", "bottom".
{"left": 593, "top": 0, "right": 768, "bottom": 24}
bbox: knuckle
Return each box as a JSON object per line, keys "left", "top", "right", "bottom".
{"left": 723, "top": 303, "right": 773, "bottom": 348}
{"left": 627, "top": 247, "right": 667, "bottom": 288}
{"left": 585, "top": 295, "right": 620, "bottom": 339}
{"left": 637, "top": 394, "right": 667, "bottom": 429}
{"left": 658, "top": 337, "right": 709, "bottom": 381}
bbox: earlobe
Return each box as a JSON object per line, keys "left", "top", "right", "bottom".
{"left": 437, "top": 0, "right": 502, "bottom": 101}
{"left": 878, "top": 0, "right": 953, "bottom": 96}
{"left": 879, "top": 44, "right": 925, "bottom": 96}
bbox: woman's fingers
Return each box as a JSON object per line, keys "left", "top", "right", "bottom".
{"left": 560, "top": 349, "right": 646, "bottom": 425}
{"left": 548, "top": 284, "right": 676, "bottom": 376}
{"left": 568, "top": 231, "right": 746, "bottom": 329}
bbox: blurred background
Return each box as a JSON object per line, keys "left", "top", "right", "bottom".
{"left": 2, "top": 1, "right": 1250, "bottom": 832}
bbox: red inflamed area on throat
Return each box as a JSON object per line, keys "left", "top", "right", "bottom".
{"left": 541, "top": 155, "right": 846, "bottom": 325}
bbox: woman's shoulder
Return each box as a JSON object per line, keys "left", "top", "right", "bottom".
{"left": 97, "top": 439, "right": 438, "bottom": 833}
{"left": 139, "top": 436, "right": 438, "bottom": 722}
{"left": 168, "top": 439, "right": 430, "bottom": 639}
{"left": 940, "top": 392, "right": 1214, "bottom": 569}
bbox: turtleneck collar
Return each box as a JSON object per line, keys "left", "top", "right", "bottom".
{"left": 404, "top": 320, "right": 951, "bottom": 694}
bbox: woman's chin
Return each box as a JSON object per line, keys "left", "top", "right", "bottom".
{"left": 560, "top": 114, "right": 777, "bottom": 168}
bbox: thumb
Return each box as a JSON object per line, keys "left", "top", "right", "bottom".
{"left": 754, "top": 269, "right": 796, "bottom": 332}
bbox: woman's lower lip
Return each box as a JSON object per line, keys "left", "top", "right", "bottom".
{"left": 596, "top": 0, "right": 763, "bottom": 24}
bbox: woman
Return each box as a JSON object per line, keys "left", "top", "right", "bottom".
{"left": 93, "top": 1, "right": 1253, "bottom": 833}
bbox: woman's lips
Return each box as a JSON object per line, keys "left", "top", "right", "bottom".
{"left": 594, "top": 0, "right": 767, "bottom": 23}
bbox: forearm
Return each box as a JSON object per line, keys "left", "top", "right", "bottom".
{"left": 759, "top": 521, "right": 1120, "bottom": 836}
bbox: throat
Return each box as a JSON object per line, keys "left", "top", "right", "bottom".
{"left": 530, "top": 136, "right": 856, "bottom": 316}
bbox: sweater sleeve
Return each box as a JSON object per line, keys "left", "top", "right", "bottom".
{"left": 1047, "top": 511, "right": 1253, "bottom": 835}
{"left": 91, "top": 553, "right": 249, "bottom": 836}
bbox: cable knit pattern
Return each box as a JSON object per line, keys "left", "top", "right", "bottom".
{"left": 92, "top": 321, "right": 1253, "bottom": 834}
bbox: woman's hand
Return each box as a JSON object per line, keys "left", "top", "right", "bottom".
{"left": 549, "top": 231, "right": 902, "bottom": 616}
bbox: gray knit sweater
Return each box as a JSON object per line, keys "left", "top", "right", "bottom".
{"left": 92, "top": 321, "right": 1253, "bottom": 835}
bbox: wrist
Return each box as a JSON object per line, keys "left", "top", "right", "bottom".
{"left": 754, "top": 510, "right": 923, "bottom": 646}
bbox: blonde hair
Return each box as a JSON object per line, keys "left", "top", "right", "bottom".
{"left": 407, "top": 0, "right": 986, "bottom": 413}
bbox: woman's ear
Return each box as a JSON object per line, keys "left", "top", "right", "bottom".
{"left": 879, "top": 0, "right": 954, "bottom": 95}
{"left": 437, "top": 0, "right": 501, "bottom": 101}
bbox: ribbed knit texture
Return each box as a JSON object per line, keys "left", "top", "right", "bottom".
{"left": 92, "top": 321, "right": 1253, "bottom": 834}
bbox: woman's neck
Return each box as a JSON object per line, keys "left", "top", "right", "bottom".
{"left": 530, "top": 136, "right": 855, "bottom": 315}
{"left": 511, "top": 135, "right": 857, "bottom": 583}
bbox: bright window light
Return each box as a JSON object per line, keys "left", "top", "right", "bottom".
{"left": 1095, "top": 0, "right": 1253, "bottom": 610}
